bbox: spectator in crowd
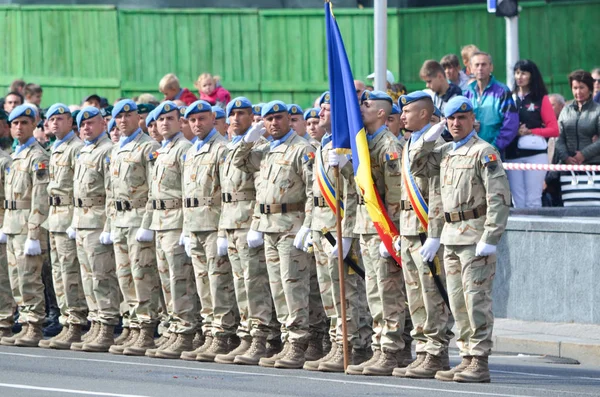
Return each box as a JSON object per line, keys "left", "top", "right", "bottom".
{"left": 464, "top": 51, "right": 519, "bottom": 152}
{"left": 194, "top": 73, "right": 230, "bottom": 108}
{"left": 69, "top": 104, "right": 81, "bottom": 112}
{"left": 137, "top": 103, "right": 156, "bottom": 133}
{"left": 354, "top": 80, "right": 366, "bottom": 101}
{"left": 82, "top": 94, "right": 102, "bottom": 109}
{"left": 159, "top": 73, "right": 198, "bottom": 105}
{"left": 3, "top": 91, "right": 23, "bottom": 114}
{"left": 547, "top": 93, "right": 566, "bottom": 163}
{"left": 440, "top": 53, "right": 470, "bottom": 92}
{"left": 136, "top": 93, "right": 160, "bottom": 106}
{"left": 23, "top": 84, "right": 43, "bottom": 107}
{"left": 366, "top": 69, "right": 395, "bottom": 86}
{"left": 420, "top": 59, "right": 463, "bottom": 114}
{"left": 504, "top": 60, "right": 559, "bottom": 208}
{"left": 555, "top": 70, "right": 600, "bottom": 166}
{"left": 460, "top": 44, "right": 479, "bottom": 78}
{"left": 592, "top": 68, "right": 600, "bottom": 104}
{"left": 9, "top": 79, "right": 26, "bottom": 95}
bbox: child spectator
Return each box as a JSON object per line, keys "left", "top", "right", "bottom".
{"left": 158, "top": 73, "right": 198, "bottom": 105}
{"left": 24, "top": 83, "right": 43, "bottom": 106}
{"left": 194, "top": 73, "right": 231, "bottom": 108}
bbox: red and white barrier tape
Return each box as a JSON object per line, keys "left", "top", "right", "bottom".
{"left": 502, "top": 163, "right": 600, "bottom": 172}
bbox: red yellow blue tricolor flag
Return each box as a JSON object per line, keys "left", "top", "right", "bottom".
{"left": 325, "top": 1, "right": 401, "bottom": 266}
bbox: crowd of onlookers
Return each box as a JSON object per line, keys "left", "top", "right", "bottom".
{"left": 2, "top": 45, "right": 600, "bottom": 208}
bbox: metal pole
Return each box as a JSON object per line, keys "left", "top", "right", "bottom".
{"left": 333, "top": 166, "right": 349, "bottom": 371}
{"left": 374, "top": 0, "right": 387, "bottom": 92}
{"left": 505, "top": 15, "right": 519, "bottom": 89}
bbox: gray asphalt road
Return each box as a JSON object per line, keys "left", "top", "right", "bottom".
{"left": 0, "top": 346, "right": 599, "bottom": 397}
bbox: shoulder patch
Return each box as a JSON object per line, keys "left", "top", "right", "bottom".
{"left": 148, "top": 151, "right": 160, "bottom": 161}
{"left": 105, "top": 155, "right": 111, "bottom": 165}
{"left": 385, "top": 152, "right": 400, "bottom": 162}
{"left": 34, "top": 162, "right": 47, "bottom": 172}
{"left": 482, "top": 153, "right": 498, "bottom": 166}
{"left": 303, "top": 152, "right": 315, "bottom": 163}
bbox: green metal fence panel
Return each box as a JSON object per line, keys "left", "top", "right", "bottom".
{"left": 0, "top": 2, "right": 598, "bottom": 108}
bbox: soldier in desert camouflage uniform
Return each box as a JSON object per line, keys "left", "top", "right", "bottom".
{"left": 0, "top": 133, "right": 13, "bottom": 339}
{"left": 232, "top": 100, "right": 314, "bottom": 370}
{"left": 0, "top": 104, "right": 50, "bottom": 348}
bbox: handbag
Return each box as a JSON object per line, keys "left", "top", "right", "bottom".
{"left": 518, "top": 135, "right": 548, "bottom": 151}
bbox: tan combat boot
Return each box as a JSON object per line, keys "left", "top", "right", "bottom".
{"left": 154, "top": 333, "right": 194, "bottom": 359}
{"left": 0, "top": 327, "right": 12, "bottom": 339}
{"left": 393, "top": 351, "right": 426, "bottom": 377}
{"left": 180, "top": 334, "right": 213, "bottom": 361}
{"left": 147, "top": 333, "right": 177, "bottom": 358}
{"left": 362, "top": 350, "right": 398, "bottom": 376}
{"left": 154, "top": 332, "right": 171, "bottom": 348}
{"left": 71, "top": 322, "right": 101, "bottom": 351}
{"left": 318, "top": 343, "right": 351, "bottom": 373}
{"left": 259, "top": 341, "right": 290, "bottom": 368}
{"left": 346, "top": 349, "right": 381, "bottom": 375}
{"left": 274, "top": 342, "right": 307, "bottom": 369}
{"left": 303, "top": 333, "right": 324, "bottom": 362}
{"left": 214, "top": 336, "right": 252, "bottom": 364}
{"left": 39, "top": 325, "right": 69, "bottom": 348}
{"left": 264, "top": 338, "right": 283, "bottom": 358}
{"left": 14, "top": 323, "right": 43, "bottom": 347}
{"left": 123, "top": 327, "right": 156, "bottom": 356}
{"left": 234, "top": 336, "right": 268, "bottom": 366}
{"left": 1, "top": 324, "right": 28, "bottom": 346}
{"left": 405, "top": 352, "right": 445, "bottom": 378}
{"left": 82, "top": 324, "right": 116, "bottom": 353}
{"left": 304, "top": 342, "right": 338, "bottom": 371}
{"left": 113, "top": 327, "right": 130, "bottom": 345}
{"left": 453, "top": 356, "right": 490, "bottom": 383}
{"left": 435, "top": 356, "right": 472, "bottom": 381}
{"left": 109, "top": 328, "right": 139, "bottom": 355}
{"left": 196, "top": 335, "right": 230, "bottom": 362}
{"left": 50, "top": 324, "right": 83, "bottom": 350}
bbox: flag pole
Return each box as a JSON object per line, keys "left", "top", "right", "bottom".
{"left": 333, "top": 165, "right": 349, "bottom": 371}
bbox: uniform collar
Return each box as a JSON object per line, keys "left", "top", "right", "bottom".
{"left": 452, "top": 130, "right": 477, "bottom": 152}
{"left": 119, "top": 128, "right": 142, "bottom": 149}
{"left": 231, "top": 126, "right": 251, "bottom": 146}
{"left": 52, "top": 131, "right": 76, "bottom": 152}
{"left": 15, "top": 136, "right": 37, "bottom": 155}
{"left": 84, "top": 133, "right": 107, "bottom": 147}
{"left": 321, "top": 133, "right": 332, "bottom": 147}
{"left": 162, "top": 132, "right": 183, "bottom": 148}
{"left": 366, "top": 124, "right": 386, "bottom": 143}
{"left": 195, "top": 128, "right": 218, "bottom": 151}
{"left": 270, "top": 129, "right": 295, "bottom": 151}
{"left": 410, "top": 123, "right": 431, "bottom": 144}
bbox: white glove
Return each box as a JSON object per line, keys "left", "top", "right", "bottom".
{"left": 0, "top": 232, "right": 7, "bottom": 244}
{"left": 329, "top": 237, "right": 353, "bottom": 259}
{"left": 99, "top": 232, "right": 113, "bottom": 245}
{"left": 424, "top": 120, "right": 447, "bottom": 142}
{"left": 476, "top": 242, "right": 497, "bottom": 257}
{"left": 66, "top": 227, "right": 77, "bottom": 240}
{"left": 135, "top": 228, "right": 154, "bottom": 242}
{"left": 243, "top": 121, "right": 265, "bottom": 143}
{"left": 393, "top": 236, "right": 401, "bottom": 253}
{"left": 293, "top": 226, "right": 311, "bottom": 250}
{"left": 419, "top": 238, "right": 440, "bottom": 263}
{"left": 303, "top": 233, "right": 314, "bottom": 252}
{"left": 379, "top": 241, "right": 391, "bottom": 258}
{"left": 217, "top": 237, "right": 228, "bottom": 257}
{"left": 247, "top": 229, "right": 264, "bottom": 248}
{"left": 178, "top": 232, "right": 186, "bottom": 246}
{"left": 184, "top": 238, "right": 192, "bottom": 257}
{"left": 24, "top": 239, "right": 42, "bottom": 256}
{"left": 328, "top": 150, "right": 348, "bottom": 168}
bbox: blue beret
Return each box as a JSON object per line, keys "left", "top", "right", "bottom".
{"left": 303, "top": 107, "right": 320, "bottom": 121}
{"left": 360, "top": 90, "right": 393, "bottom": 105}
{"left": 433, "top": 106, "right": 443, "bottom": 118}
{"left": 398, "top": 91, "right": 431, "bottom": 110}
{"left": 155, "top": 101, "right": 179, "bottom": 118}
{"left": 261, "top": 100, "right": 288, "bottom": 118}
{"left": 318, "top": 91, "right": 330, "bottom": 106}
{"left": 391, "top": 104, "right": 401, "bottom": 115}
{"left": 46, "top": 103, "right": 71, "bottom": 119}
{"left": 112, "top": 99, "right": 137, "bottom": 118}
{"left": 212, "top": 106, "right": 225, "bottom": 119}
{"left": 184, "top": 100, "right": 212, "bottom": 119}
{"left": 252, "top": 103, "right": 264, "bottom": 116}
{"left": 444, "top": 96, "right": 474, "bottom": 117}
{"left": 107, "top": 117, "right": 116, "bottom": 132}
{"left": 8, "top": 104, "right": 37, "bottom": 122}
{"left": 226, "top": 97, "right": 252, "bottom": 118}
{"left": 145, "top": 109, "right": 157, "bottom": 127}
{"left": 179, "top": 106, "right": 187, "bottom": 117}
{"left": 76, "top": 106, "right": 101, "bottom": 128}
{"left": 287, "top": 104, "right": 304, "bottom": 116}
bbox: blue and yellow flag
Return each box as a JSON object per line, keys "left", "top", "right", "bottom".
{"left": 325, "top": 2, "right": 401, "bottom": 266}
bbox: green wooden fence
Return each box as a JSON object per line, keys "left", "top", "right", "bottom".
{"left": 0, "top": 1, "right": 598, "bottom": 109}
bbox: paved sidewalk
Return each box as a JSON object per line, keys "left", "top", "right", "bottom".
{"left": 488, "top": 318, "right": 600, "bottom": 366}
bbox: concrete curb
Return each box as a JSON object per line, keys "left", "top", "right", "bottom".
{"left": 493, "top": 335, "right": 600, "bottom": 366}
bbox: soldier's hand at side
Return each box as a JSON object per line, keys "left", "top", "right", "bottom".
{"left": 244, "top": 121, "right": 265, "bottom": 143}
{"left": 178, "top": 232, "right": 186, "bottom": 246}
{"left": 217, "top": 237, "right": 228, "bottom": 257}
{"left": 475, "top": 242, "right": 496, "bottom": 257}
{"left": 99, "top": 232, "right": 113, "bottom": 245}
{"left": 293, "top": 226, "right": 311, "bottom": 250}
{"left": 24, "top": 239, "right": 42, "bottom": 256}
{"left": 184, "top": 238, "right": 192, "bottom": 257}
{"left": 303, "top": 233, "right": 314, "bottom": 252}
{"left": 0, "top": 232, "right": 7, "bottom": 244}
{"left": 66, "top": 227, "right": 77, "bottom": 240}
{"left": 247, "top": 229, "right": 264, "bottom": 248}
{"left": 419, "top": 238, "right": 440, "bottom": 262}
{"left": 329, "top": 237, "right": 353, "bottom": 259}
{"left": 378, "top": 241, "right": 391, "bottom": 258}
{"left": 135, "top": 228, "right": 154, "bottom": 243}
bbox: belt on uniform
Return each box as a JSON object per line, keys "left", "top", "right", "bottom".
{"left": 221, "top": 192, "right": 255, "bottom": 203}
{"left": 73, "top": 197, "right": 106, "bottom": 208}
{"left": 259, "top": 202, "right": 304, "bottom": 214}
{"left": 48, "top": 195, "right": 72, "bottom": 207}
{"left": 400, "top": 200, "right": 427, "bottom": 211}
{"left": 3, "top": 200, "right": 31, "bottom": 210}
{"left": 444, "top": 205, "right": 487, "bottom": 223}
{"left": 183, "top": 197, "right": 214, "bottom": 208}
{"left": 115, "top": 199, "right": 147, "bottom": 211}
{"left": 313, "top": 196, "right": 328, "bottom": 207}
{"left": 152, "top": 199, "right": 182, "bottom": 210}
